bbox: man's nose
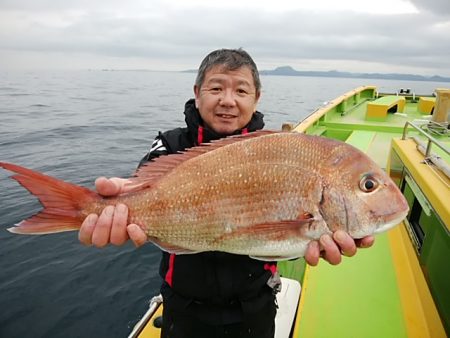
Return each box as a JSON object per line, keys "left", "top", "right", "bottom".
{"left": 220, "top": 89, "right": 236, "bottom": 106}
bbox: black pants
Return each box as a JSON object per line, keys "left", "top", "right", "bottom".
{"left": 160, "top": 298, "right": 277, "bottom": 338}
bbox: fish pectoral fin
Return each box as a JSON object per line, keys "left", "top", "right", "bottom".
{"left": 250, "top": 218, "right": 314, "bottom": 233}
{"left": 148, "top": 236, "right": 199, "bottom": 255}
{"left": 254, "top": 219, "right": 314, "bottom": 238}
{"left": 216, "top": 217, "right": 314, "bottom": 243}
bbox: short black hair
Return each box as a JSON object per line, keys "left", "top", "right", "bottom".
{"left": 195, "top": 48, "right": 261, "bottom": 94}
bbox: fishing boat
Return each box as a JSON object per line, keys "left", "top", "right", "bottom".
{"left": 128, "top": 86, "right": 449, "bottom": 338}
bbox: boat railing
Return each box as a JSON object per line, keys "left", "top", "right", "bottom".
{"left": 128, "top": 294, "right": 163, "bottom": 338}
{"left": 402, "top": 121, "right": 450, "bottom": 179}
{"left": 402, "top": 121, "right": 449, "bottom": 157}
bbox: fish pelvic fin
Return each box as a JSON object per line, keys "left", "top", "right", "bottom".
{"left": 1, "top": 162, "right": 99, "bottom": 235}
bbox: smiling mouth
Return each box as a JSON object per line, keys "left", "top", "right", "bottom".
{"left": 216, "top": 113, "right": 237, "bottom": 119}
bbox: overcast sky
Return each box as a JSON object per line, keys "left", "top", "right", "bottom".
{"left": 1, "top": 0, "right": 449, "bottom": 76}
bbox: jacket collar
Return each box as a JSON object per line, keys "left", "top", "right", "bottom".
{"left": 183, "top": 99, "right": 265, "bottom": 145}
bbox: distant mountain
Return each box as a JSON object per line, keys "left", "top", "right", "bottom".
{"left": 259, "top": 66, "right": 450, "bottom": 83}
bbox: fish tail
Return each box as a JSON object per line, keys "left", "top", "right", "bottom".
{"left": 1, "top": 162, "right": 100, "bottom": 235}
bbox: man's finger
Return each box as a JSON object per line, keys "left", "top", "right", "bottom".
{"left": 91, "top": 205, "right": 114, "bottom": 247}
{"left": 95, "top": 177, "right": 122, "bottom": 196}
{"left": 79, "top": 213, "right": 98, "bottom": 246}
{"left": 355, "top": 235, "right": 375, "bottom": 249}
{"left": 127, "top": 224, "right": 147, "bottom": 248}
{"left": 305, "top": 240, "right": 320, "bottom": 266}
{"left": 110, "top": 203, "right": 129, "bottom": 246}
{"left": 333, "top": 230, "right": 357, "bottom": 257}
{"left": 320, "top": 234, "right": 342, "bottom": 265}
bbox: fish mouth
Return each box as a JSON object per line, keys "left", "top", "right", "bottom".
{"left": 373, "top": 210, "right": 409, "bottom": 234}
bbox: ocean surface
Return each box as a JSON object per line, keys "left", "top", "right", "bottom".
{"left": 0, "top": 70, "right": 446, "bottom": 338}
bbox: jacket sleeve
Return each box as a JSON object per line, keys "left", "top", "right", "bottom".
{"left": 137, "top": 133, "right": 169, "bottom": 168}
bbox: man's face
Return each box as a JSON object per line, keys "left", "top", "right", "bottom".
{"left": 194, "top": 65, "right": 260, "bottom": 135}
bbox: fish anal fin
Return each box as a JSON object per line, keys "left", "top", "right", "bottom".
{"left": 148, "top": 236, "right": 199, "bottom": 255}
{"left": 250, "top": 255, "right": 301, "bottom": 262}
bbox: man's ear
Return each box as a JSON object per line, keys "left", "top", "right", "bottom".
{"left": 254, "top": 91, "right": 261, "bottom": 111}
{"left": 194, "top": 85, "right": 200, "bottom": 108}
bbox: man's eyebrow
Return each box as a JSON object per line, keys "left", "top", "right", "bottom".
{"left": 205, "top": 77, "right": 252, "bottom": 87}
{"left": 204, "top": 77, "right": 225, "bottom": 84}
{"left": 236, "top": 79, "right": 252, "bottom": 87}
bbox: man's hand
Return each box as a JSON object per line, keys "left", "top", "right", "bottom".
{"left": 304, "top": 231, "right": 375, "bottom": 266}
{"left": 78, "top": 177, "right": 147, "bottom": 248}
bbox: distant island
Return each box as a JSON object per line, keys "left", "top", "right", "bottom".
{"left": 182, "top": 65, "right": 450, "bottom": 82}
{"left": 259, "top": 66, "right": 450, "bottom": 83}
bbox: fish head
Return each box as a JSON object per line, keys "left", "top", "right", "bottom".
{"left": 318, "top": 144, "right": 409, "bottom": 238}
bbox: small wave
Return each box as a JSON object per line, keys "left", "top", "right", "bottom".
{"left": 69, "top": 96, "right": 102, "bottom": 102}
{"left": 29, "top": 104, "right": 51, "bottom": 108}
{"left": 7, "top": 93, "right": 31, "bottom": 97}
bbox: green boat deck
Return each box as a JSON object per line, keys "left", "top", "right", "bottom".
{"left": 278, "top": 86, "right": 449, "bottom": 338}
{"left": 295, "top": 234, "right": 407, "bottom": 338}
{"left": 293, "top": 132, "right": 409, "bottom": 337}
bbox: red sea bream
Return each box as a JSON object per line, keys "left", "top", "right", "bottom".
{"left": 0, "top": 131, "right": 409, "bottom": 261}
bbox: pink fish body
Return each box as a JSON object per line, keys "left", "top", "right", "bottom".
{"left": 1, "top": 131, "right": 409, "bottom": 261}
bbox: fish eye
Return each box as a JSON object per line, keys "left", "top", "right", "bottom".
{"left": 359, "top": 175, "right": 378, "bottom": 193}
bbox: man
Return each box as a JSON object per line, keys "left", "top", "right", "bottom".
{"left": 79, "top": 48, "right": 374, "bottom": 338}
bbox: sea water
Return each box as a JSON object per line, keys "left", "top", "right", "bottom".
{"left": 0, "top": 70, "right": 445, "bottom": 338}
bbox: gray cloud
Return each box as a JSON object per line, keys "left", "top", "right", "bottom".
{"left": 0, "top": 1, "right": 449, "bottom": 76}
{"left": 409, "top": 0, "right": 450, "bottom": 15}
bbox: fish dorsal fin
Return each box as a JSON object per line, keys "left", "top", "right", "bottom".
{"left": 125, "top": 130, "right": 279, "bottom": 192}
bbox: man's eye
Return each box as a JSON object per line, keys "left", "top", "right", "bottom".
{"left": 237, "top": 89, "right": 248, "bottom": 95}
{"left": 209, "top": 87, "right": 222, "bottom": 93}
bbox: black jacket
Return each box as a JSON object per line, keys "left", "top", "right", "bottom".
{"left": 139, "top": 99, "right": 276, "bottom": 324}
